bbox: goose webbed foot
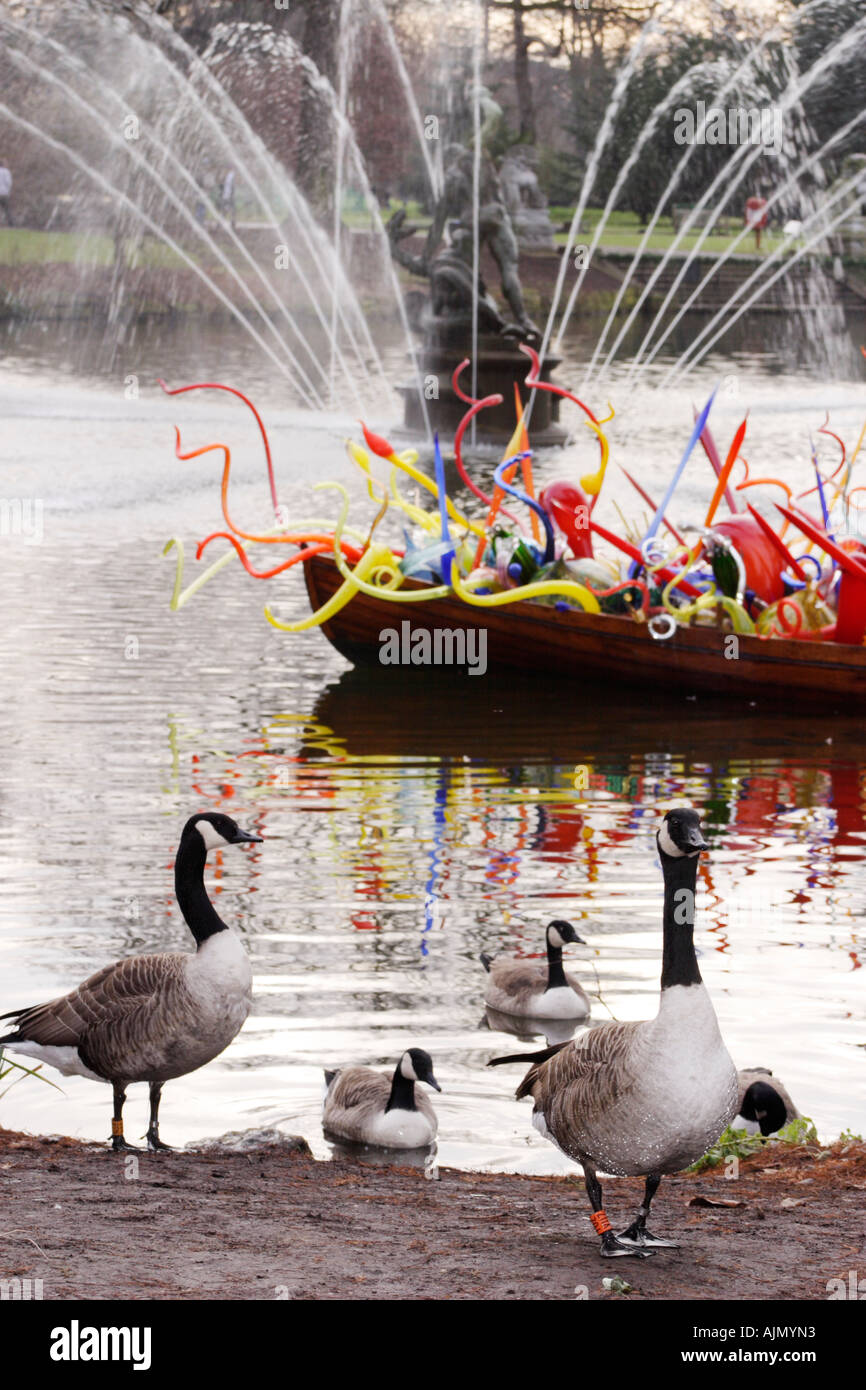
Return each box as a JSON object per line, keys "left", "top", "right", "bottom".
{"left": 617, "top": 1220, "right": 677, "bottom": 1249}
{"left": 600, "top": 1230, "right": 653, "bottom": 1259}
{"left": 584, "top": 1172, "right": 652, "bottom": 1259}
{"left": 110, "top": 1135, "right": 141, "bottom": 1153}
{"left": 145, "top": 1132, "right": 174, "bottom": 1153}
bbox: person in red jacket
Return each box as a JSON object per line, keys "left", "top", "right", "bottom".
{"left": 745, "top": 195, "right": 768, "bottom": 250}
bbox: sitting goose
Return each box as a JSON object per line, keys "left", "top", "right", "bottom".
{"left": 489, "top": 808, "right": 738, "bottom": 1258}
{"left": 0, "top": 812, "right": 261, "bottom": 1152}
{"left": 323, "top": 1048, "right": 441, "bottom": 1149}
{"left": 737, "top": 1068, "right": 799, "bottom": 1136}
{"left": 480, "top": 921, "right": 590, "bottom": 1019}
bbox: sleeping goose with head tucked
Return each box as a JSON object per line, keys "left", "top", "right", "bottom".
{"left": 0, "top": 812, "right": 261, "bottom": 1152}
{"left": 736, "top": 1068, "right": 799, "bottom": 1136}
{"left": 489, "top": 808, "right": 738, "bottom": 1258}
{"left": 323, "top": 1048, "right": 441, "bottom": 1149}
{"left": 481, "top": 920, "right": 590, "bottom": 1019}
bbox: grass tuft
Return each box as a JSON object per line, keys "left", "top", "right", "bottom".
{"left": 689, "top": 1115, "right": 821, "bottom": 1172}
{"left": 0, "top": 1048, "right": 63, "bottom": 1099}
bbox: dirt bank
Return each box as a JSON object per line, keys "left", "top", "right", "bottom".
{"left": 1, "top": 1129, "right": 864, "bottom": 1301}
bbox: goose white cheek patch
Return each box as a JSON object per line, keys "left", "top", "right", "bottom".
{"left": 547, "top": 925, "right": 565, "bottom": 949}
{"left": 658, "top": 823, "right": 686, "bottom": 857}
{"left": 196, "top": 820, "right": 232, "bottom": 852}
{"left": 400, "top": 1053, "right": 418, "bottom": 1081}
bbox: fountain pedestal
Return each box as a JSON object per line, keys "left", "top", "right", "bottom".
{"left": 396, "top": 325, "right": 568, "bottom": 449}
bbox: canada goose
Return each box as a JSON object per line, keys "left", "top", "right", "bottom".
{"left": 737, "top": 1068, "right": 799, "bottom": 1136}
{"left": 322, "top": 1048, "right": 441, "bottom": 1149}
{"left": 489, "top": 808, "right": 738, "bottom": 1258}
{"left": 0, "top": 812, "right": 261, "bottom": 1152}
{"left": 480, "top": 920, "right": 590, "bottom": 1019}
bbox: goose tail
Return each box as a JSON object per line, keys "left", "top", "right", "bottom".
{"left": 0, "top": 1003, "right": 42, "bottom": 1044}
{"left": 487, "top": 1041, "right": 570, "bottom": 1068}
{"left": 479, "top": 952, "right": 494, "bottom": 973}
{"left": 489, "top": 1041, "right": 571, "bottom": 1102}
{"left": 0, "top": 1008, "right": 26, "bottom": 1044}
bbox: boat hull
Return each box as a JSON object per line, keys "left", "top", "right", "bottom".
{"left": 304, "top": 554, "right": 866, "bottom": 705}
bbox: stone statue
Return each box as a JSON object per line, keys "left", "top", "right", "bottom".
{"left": 388, "top": 142, "right": 538, "bottom": 339}
{"left": 385, "top": 139, "right": 567, "bottom": 448}
{"left": 499, "top": 146, "right": 556, "bottom": 251}
{"left": 388, "top": 208, "right": 525, "bottom": 337}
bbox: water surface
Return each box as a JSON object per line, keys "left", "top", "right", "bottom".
{"left": 0, "top": 341, "right": 863, "bottom": 1170}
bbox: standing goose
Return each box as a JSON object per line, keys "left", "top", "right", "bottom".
{"left": 0, "top": 812, "right": 261, "bottom": 1151}
{"left": 489, "top": 808, "right": 738, "bottom": 1258}
{"left": 736, "top": 1068, "right": 800, "bottom": 1136}
{"left": 322, "top": 1048, "right": 441, "bottom": 1149}
{"left": 480, "top": 921, "right": 591, "bottom": 1019}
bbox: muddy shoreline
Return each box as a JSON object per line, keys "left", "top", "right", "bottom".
{"left": 1, "top": 1129, "right": 864, "bottom": 1301}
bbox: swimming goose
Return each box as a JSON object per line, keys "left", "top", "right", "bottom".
{"left": 322, "top": 1048, "right": 441, "bottom": 1149}
{"left": 480, "top": 921, "right": 591, "bottom": 1019}
{"left": 0, "top": 812, "right": 261, "bottom": 1152}
{"left": 489, "top": 808, "right": 738, "bottom": 1258}
{"left": 736, "top": 1068, "right": 799, "bottom": 1136}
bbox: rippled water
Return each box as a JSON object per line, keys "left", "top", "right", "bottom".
{"left": 0, "top": 328, "right": 864, "bottom": 1171}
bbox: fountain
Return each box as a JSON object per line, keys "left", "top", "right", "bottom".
{"left": 386, "top": 141, "right": 567, "bottom": 448}
{"left": 0, "top": 0, "right": 862, "bottom": 434}
{"left": 828, "top": 154, "right": 866, "bottom": 261}
{"left": 0, "top": 0, "right": 412, "bottom": 414}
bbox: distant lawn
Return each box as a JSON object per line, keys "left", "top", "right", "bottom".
{"left": 341, "top": 201, "right": 788, "bottom": 257}
{"left": 0, "top": 213, "right": 795, "bottom": 269}
{"left": 0, "top": 227, "right": 194, "bottom": 269}
{"left": 549, "top": 206, "right": 792, "bottom": 256}
{"left": 555, "top": 225, "right": 788, "bottom": 256}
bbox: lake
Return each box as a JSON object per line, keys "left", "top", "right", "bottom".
{"left": 0, "top": 311, "right": 864, "bottom": 1170}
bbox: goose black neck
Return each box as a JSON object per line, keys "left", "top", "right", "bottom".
{"left": 660, "top": 851, "right": 702, "bottom": 990}
{"left": 545, "top": 937, "right": 567, "bottom": 991}
{"left": 385, "top": 1065, "right": 418, "bottom": 1113}
{"left": 175, "top": 832, "right": 228, "bottom": 946}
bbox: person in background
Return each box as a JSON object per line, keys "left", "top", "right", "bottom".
{"left": 0, "top": 162, "right": 13, "bottom": 226}
{"left": 744, "top": 194, "right": 768, "bottom": 251}
{"left": 193, "top": 156, "right": 213, "bottom": 226}
{"left": 221, "top": 168, "right": 236, "bottom": 229}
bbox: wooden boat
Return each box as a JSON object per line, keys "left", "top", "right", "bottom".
{"left": 304, "top": 552, "right": 866, "bottom": 706}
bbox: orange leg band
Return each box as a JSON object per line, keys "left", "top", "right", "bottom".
{"left": 591, "top": 1210, "right": 612, "bottom": 1235}
{"left": 111, "top": 1119, "right": 124, "bottom": 1137}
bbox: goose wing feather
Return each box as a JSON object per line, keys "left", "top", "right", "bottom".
{"left": 486, "top": 958, "right": 548, "bottom": 997}
{"left": 768, "top": 1077, "right": 799, "bottom": 1122}
{"left": 326, "top": 1066, "right": 391, "bottom": 1113}
{"left": 323, "top": 1067, "right": 393, "bottom": 1142}
{"left": 517, "top": 1020, "right": 642, "bottom": 1128}
{"left": 1, "top": 953, "right": 192, "bottom": 1079}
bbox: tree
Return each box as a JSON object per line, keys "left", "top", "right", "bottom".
{"left": 593, "top": 24, "right": 810, "bottom": 225}
{"left": 792, "top": 0, "right": 866, "bottom": 161}
{"left": 487, "top": 0, "right": 658, "bottom": 144}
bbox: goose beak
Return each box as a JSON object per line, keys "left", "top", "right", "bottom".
{"left": 232, "top": 829, "right": 263, "bottom": 845}
{"left": 424, "top": 1073, "right": 442, "bottom": 1093}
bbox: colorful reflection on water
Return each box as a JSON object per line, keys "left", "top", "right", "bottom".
{"left": 0, "top": 367, "right": 863, "bottom": 1170}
